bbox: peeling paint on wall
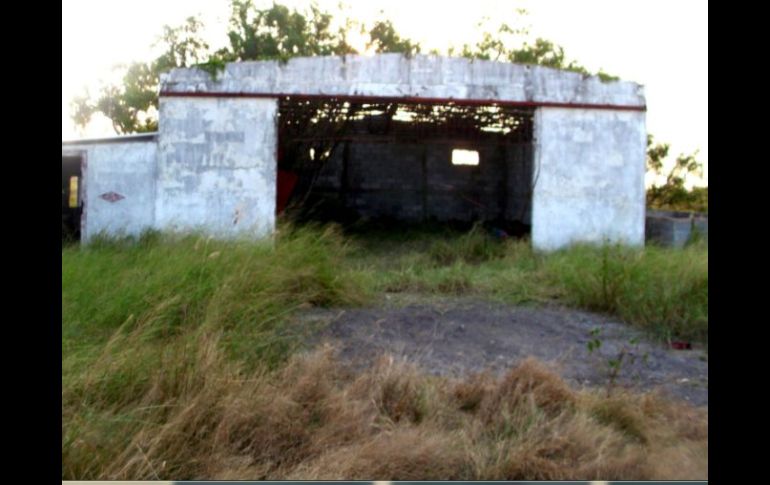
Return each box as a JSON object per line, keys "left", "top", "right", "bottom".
{"left": 156, "top": 97, "right": 277, "bottom": 238}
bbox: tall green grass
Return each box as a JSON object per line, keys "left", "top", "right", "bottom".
{"left": 63, "top": 225, "right": 371, "bottom": 403}
{"left": 344, "top": 228, "right": 707, "bottom": 343}
{"left": 543, "top": 242, "right": 708, "bottom": 343}
{"left": 64, "top": 225, "right": 708, "bottom": 368}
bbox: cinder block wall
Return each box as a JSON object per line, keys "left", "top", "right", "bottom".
{"left": 312, "top": 141, "right": 533, "bottom": 223}
{"left": 646, "top": 210, "right": 708, "bottom": 247}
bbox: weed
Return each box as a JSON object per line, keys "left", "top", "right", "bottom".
{"left": 585, "top": 328, "right": 649, "bottom": 396}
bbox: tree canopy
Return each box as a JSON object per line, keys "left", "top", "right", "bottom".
{"left": 646, "top": 135, "right": 707, "bottom": 213}
{"left": 70, "top": 2, "right": 706, "bottom": 208}
{"left": 71, "top": 1, "right": 617, "bottom": 135}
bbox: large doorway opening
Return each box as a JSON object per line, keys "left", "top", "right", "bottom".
{"left": 276, "top": 96, "right": 535, "bottom": 237}
{"left": 62, "top": 155, "right": 83, "bottom": 241}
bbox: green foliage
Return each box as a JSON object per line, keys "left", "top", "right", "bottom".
{"left": 193, "top": 58, "right": 228, "bottom": 80}
{"left": 596, "top": 70, "right": 620, "bottom": 82}
{"left": 71, "top": 16, "right": 210, "bottom": 134}
{"left": 367, "top": 18, "right": 420, "bottom": 57}
{"left": 71, "top": 3, "right": 617, "bottom": 135}
{"left": 586, "top": 327, "right": 648, "bottom": 396}
{"left": 214, "top": 0, "right": 359, "bottom": 64}
{"left": 646, "top": 135, "right": 707, "bottom": 213}
{"left": 72, "top": 1, "right": 425, "bottom": 133}
{"left": 458, "top": 16, "right": 618, "bottom": 80}
{"left": 586, "top": 327, "right": 602, "bottom": 354}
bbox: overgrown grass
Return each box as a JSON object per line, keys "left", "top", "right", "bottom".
{"left": 63, "top": 340, "right": 707, "bottom": 480}
{"left": 346, "top": 227, "right": 707, "bottom": 343}
{"left": 63, "top": 224, "right": 370, "bottom": 377}
{"left": 63, "top": 223, "right": 707, "bottom": 479}
{"left": 544, "top": 242, "right": 708, "bottom": 343}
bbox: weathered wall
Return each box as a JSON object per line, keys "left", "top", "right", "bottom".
{"left": 161, "top": 54, "right": 645, "bottom": 108}
{"left": 62, "top": 139, "right": 157, "bottom": 240}
{"left": 161, "top": 55, "right": 646, "bottom": 248}
{"left": 312, "top": 142, "right": 533, "bottom": 223}
{"left": 64, "top": 55, "right": 645, "bottom": 248}
{"left": 646, "top": 210, "right": 708, "bottom": 247}
{"left": 531, "top": 108, "right": 647, "bottom": 250}
{"left": 156, "top": 97, "right": 278, "bottom": 237}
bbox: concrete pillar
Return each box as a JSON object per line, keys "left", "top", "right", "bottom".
{"left": 155, "top": 96, "right": 278, "bottom": 238}
{"left": 531, "top": 107, "right": 646, "bottom": 250}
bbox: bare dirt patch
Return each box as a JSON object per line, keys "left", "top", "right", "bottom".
{"left": 299, "top": 293, "right": 708, "bottom": 407}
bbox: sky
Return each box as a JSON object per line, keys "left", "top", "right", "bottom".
{"left": 62, "top": 0, "right": 708, "bottom": 185}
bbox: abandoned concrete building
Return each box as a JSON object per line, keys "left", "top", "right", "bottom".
{"left": 61, "top": 54, "right": 647, "bottom": 250}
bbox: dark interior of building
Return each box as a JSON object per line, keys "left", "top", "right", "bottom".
{"left": 62, "top": 155, "right": 83, "bottom": 241}
{"left": 276, "top": 96, "right": 535, "bottom": 236}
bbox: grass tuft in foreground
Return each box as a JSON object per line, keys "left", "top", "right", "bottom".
{"left": 63, "top": 339, "right": 707, "bottom": 480}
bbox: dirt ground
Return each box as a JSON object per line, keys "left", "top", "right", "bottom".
{"left": 298, "top": 293, "right": 708, "bottom": 407}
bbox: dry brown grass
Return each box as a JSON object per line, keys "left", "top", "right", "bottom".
{"left": 62, "top": 332, "right": 707, "bottom": 480}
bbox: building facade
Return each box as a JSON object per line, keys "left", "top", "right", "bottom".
{"left": 62, "top": 54, "right": 647, "bottom": 250}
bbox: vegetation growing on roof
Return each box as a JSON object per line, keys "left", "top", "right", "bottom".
{"left": 71, "top": 2, "right": 618, "bottom": 135}
{"left": 646, "top": 135, "right": 707, "bottom": 213}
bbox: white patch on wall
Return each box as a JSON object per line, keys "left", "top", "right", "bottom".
{"left": 606, "top": 151, "right": 624, "bottom": 167}
{"left": 573, "top": 128, "right": 594, "bottom": 143}
{"left": 452, "top": 149, "right": 479, "bottom": 166}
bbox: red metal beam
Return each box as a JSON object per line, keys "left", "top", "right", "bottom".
{"left": 283, "top": 135, "right": 532, "bottom": 145}
{"left": 159, "top": 91, "right": 647, "bottom": 112}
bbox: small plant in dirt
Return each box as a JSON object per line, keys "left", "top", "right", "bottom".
{"left": 587, "top": 326, "right": 603, "bottom": 354}
{"left": 586, "top": 327, "right": 649, "bottom": 396}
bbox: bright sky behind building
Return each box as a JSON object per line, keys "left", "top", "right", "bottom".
{"left": 62, "top": 0, "right": 707, "bottom": 185}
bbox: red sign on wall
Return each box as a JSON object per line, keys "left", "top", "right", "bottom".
{"left": 100, "top": 192, "right": 125, "bottom": 203}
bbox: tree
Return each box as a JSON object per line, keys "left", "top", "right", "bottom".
{"left": 71, "top": 16, "right": 210, "bottom": 134}
{"left": 457, "top": 16, "right": 619, "bottom": 81}
{"left": 646, "top": 135, "right": 707, "bottom": 213}
{"left": 71, "top": 2, "right": 616, "bottom": 135}
{"left": 211, "top": 0, "right": 359, "bottom": 64}
{"left": 366, "top": 18, "right": 420, "bottom": 56}
{"left": 72, "top": 1, "right": 398, "bottom": 134}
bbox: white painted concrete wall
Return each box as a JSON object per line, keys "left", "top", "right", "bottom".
{"left": 155, "top": 97, "right": 277, "bottom": 238}
{"left": 160, "top": 55, "right": 646, "bottom": 248}
{"left": 65, "top": 55, "right": 646, "bottom": 247}
{"left": 62, "top": 140, "right": 157, "bottom": 240}
{"left": 531, "top": 108, "right": 647, "bottom": 250}
{"left": 161, "top": 54, "right": 645, "bottom": 108}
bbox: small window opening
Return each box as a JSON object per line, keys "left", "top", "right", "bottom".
{"left": 69, "top": 176, "right": 79, "bottom": 208}
{"left": 452, "top": 149, "right": 479, "bottom": 166}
